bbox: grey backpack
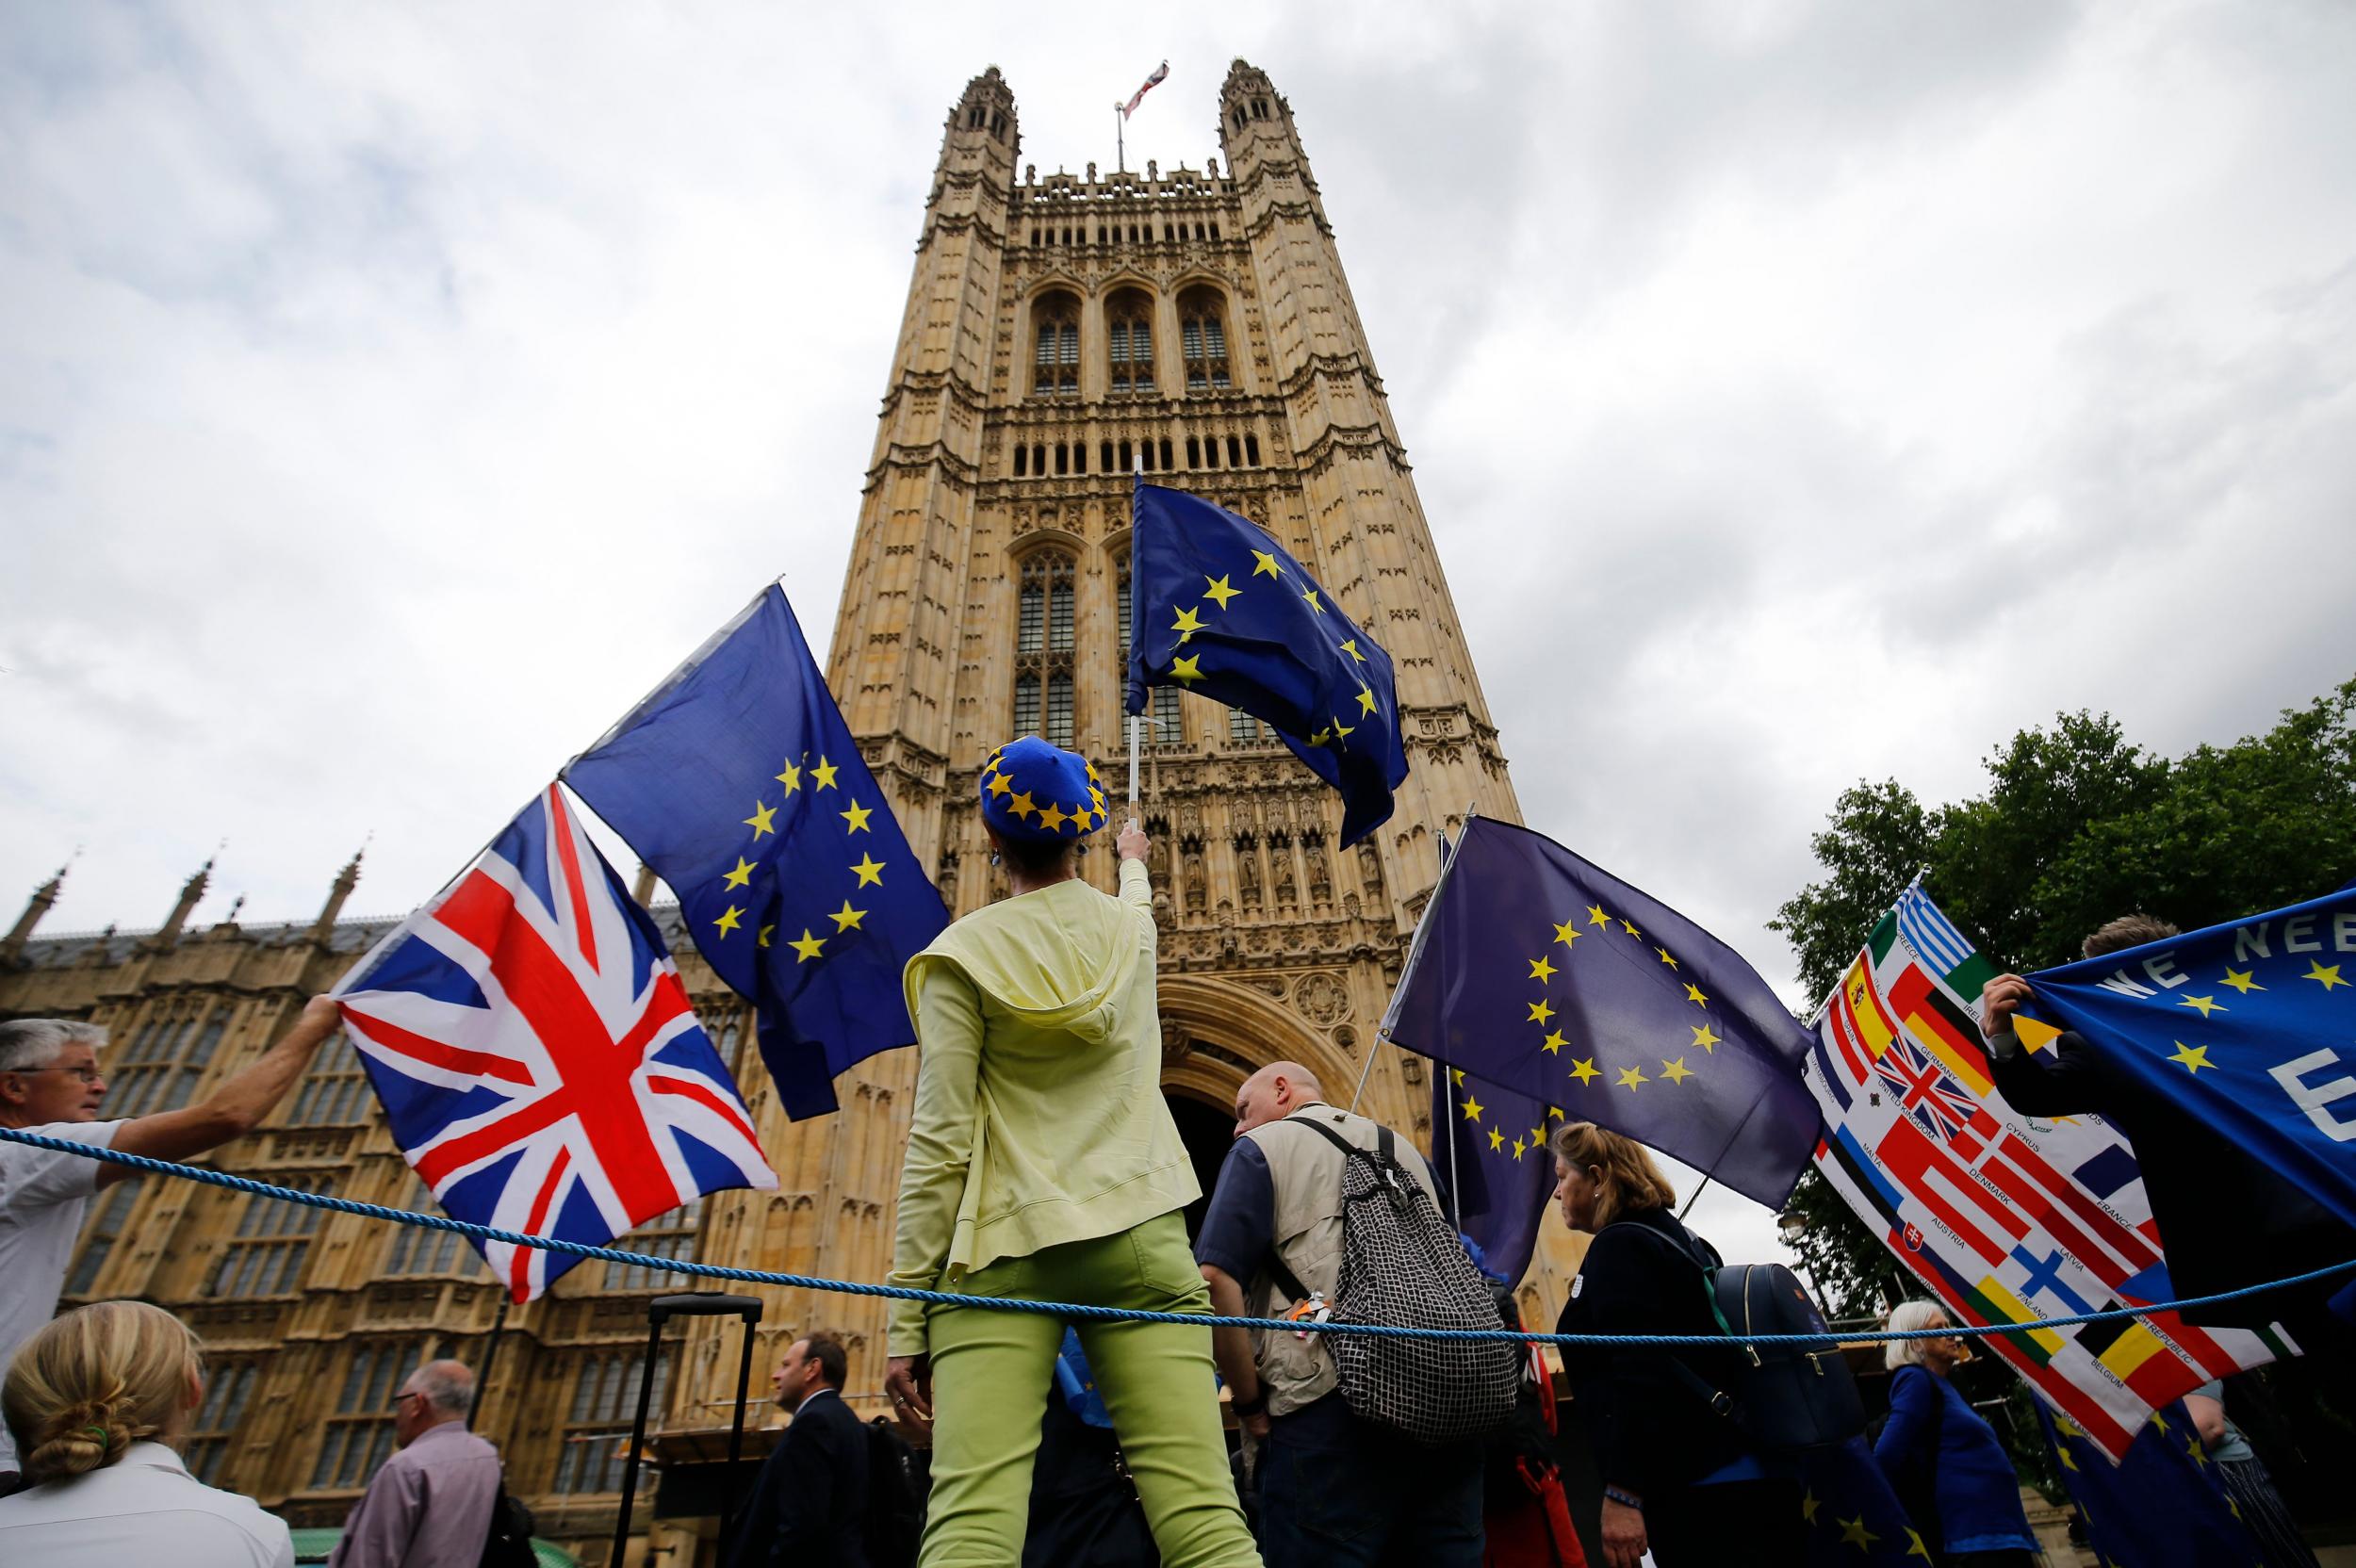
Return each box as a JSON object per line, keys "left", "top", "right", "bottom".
{"left": 1268, "top": 1119, "right": 1520, "bottom": 1445}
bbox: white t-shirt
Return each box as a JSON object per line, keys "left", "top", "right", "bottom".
{"left": 0, "top": 1440, "right": 294, "bottom": 1567}
{"left": 0, "top": 1119, "right": 125, "bottom": 1473}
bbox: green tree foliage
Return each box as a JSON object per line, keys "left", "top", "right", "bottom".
{"left": 1770, "top": 678, "right": 2356, "bottom": 1320}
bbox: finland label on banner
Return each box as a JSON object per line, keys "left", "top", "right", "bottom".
{"left": 1801, "top": 884, "right": 2289, "bottom": 1461}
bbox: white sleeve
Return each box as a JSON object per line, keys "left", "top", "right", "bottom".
{"left": 0, "top": 1120, "right": 124, "bottom": 1212}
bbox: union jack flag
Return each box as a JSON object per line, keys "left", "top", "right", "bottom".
{"left": 1872, "top": 1034, "right": 1981, "bottom": 1143}
{"left": 334, "top": 785, "right": 777, "bottom": 1301}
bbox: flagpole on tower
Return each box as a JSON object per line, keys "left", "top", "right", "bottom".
{"left": 1115, "top": 103, "right": 1125, "bottom": 174}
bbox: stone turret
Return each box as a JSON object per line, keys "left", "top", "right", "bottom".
{"left": 1, "top": 862, "right": 68, "bottom": 966}
{"left": 145, "top": 856, "right": 214, "bottom": 952}
{"left": 308, "top": 844, "right": 367, "bottom": 945}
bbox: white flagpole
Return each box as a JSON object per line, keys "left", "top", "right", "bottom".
{"left": 1128, "top": 456, "right": 1144, "bottom": 811}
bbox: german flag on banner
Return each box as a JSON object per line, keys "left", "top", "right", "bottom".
{"left": 1798, "top": 882, "right": 2293, "bottom": 1461}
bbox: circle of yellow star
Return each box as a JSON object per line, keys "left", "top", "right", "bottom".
{"left": 1529, "top": 955, "right": 1558, "bottom": 984}
{"left": 1510, "top": 1135, "right": 1528, "bottom": 1161}
{"left": 810, "top": 756, "right": 841, "bottom": 790}
{"left": 1661, "top": 1057, "right": 1693, "bottom": 1085}
{"left": 850, "top": 853, "right": 886, "bottom": 887}
{"left": 1487, "top": 1127, "right": 1505, "bottom": 1152}
{"left": 2303, "top": 960, "right": 2346, "bottom": 990}
{"left": 712, "top": 905, "right": 744, "bottom": 938}
{"left": 1038, "top": 802, "right": 1069, "bottom": 831}
{"left": 743, "top": 800, "right": 777, "bottom": 839}
{"left": 1300, "top": 587, "right": 1323, "bottom": 613}
{"left": 2219, "top": 967, "right": 2263, "bottom": 994}
{"left": 1356, "top": 686, "right": 1379, "bottom": 715}
{"left": 1655, "top": 946, "right": 1677, "bottom": 969}
{"left": 1587, "top": 904, "right": 1611, "bottom": 928}
{"left": 828, "top": 900, "right": 868, "bottom": 933}
{"left": 1528, "top": 999, "right": 1556, "bottom": 1025}
{"left": 2176, "top": 993, "right": 2224, "bottom": 1018}
{"left": 2168, "top": 1040, "right": 2214, "bottom": 1074}
{"left": 1203, "top": 574, "right": 1240, "bottom": 610}
{"left": 1552, "top": 919, "right": 1581, "bottom": 948}
{"left": 1616, "top": 1065, "right": 1648, "bottom": 1091}
{"left": 988, "top": 772, "right": 1015, "bottom": 798}
{"left": 1692, "top": 1022, "right": 1722, "bottom": 1053}
{"left": 1621, "top": 919, "right": 1641, "bottom": 939}
{"left": 1171, "top": 605, "right": 1206, "bottom": 640}
{"left": 1170, "top": 654, "right": 1204, "bottom": 685}
{"left": 757, "top": 923, "right": 775, "bottom": 949}
{"left": 841, "top": 800, "right": 875, "bottom": 834}
{"left": 1461, "top": 1093, "right": 1485, "bottom": 1120}
{"left": 1007, "top": 790, "right": 1039, "bottom": 821}
{"left": 1685, "top": 983, "right": 1710, "bottom": 1008}
{"left": 1568, "top": 1058, "right": 1600, "bottom": 1086}
{"left": 1252, "top": 548, "right": 1282, "bottom": 579}
{"left": 721, "top": 856, "right": 756, "bottom": 890}
{"left": 1541, "top": 1029, "right": 1567, "bottom": 1055}
{"left": 1839, "top": 1515, "right": 1879, "bottom": 1550}
{"left": 788, "top": 928, "right": 826, "bottom": 962}
{"left": 775, "top": 760, "right": 802, "bottom": 793}
{"left": 1339, "top": 637, "right": 1366, "bottom": 663}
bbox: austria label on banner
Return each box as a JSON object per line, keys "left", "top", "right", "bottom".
{"left": 1800, "top": 883, "right": 2292, "bottom": 1460}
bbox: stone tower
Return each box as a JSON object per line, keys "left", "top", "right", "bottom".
{"left": 673, "top": 59, "right": 1580, "bottom": 1454}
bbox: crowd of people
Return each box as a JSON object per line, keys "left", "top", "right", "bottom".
{"left": 3, "top": 735, "right": 2345, "bottom": 1568}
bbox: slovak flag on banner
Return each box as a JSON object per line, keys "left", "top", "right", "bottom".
{"left": 333, "top": 784, "right": 777, "bottom": 1301}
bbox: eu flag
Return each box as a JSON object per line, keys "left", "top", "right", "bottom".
{"left": 1797, "top": 1439, "right": 1934, "bottom": 1565}
{"left": 1125, "top": 482, "right": 1407, "bottom": 846}
{"left": 2023, "top": 886, "right": 2356, "bottom": 1238}
{"left": 2038, "top": 1400, "right": 2261, "bottom": 1565}
{"left": 1382, "top": 816, "right": 1821, "bottom": 1208}
{"left": 1431, "top": 1065, "right": 1560, "bottom": 1290}
{"left": 563, "top": 586, "right": 949, "bottom": 1119}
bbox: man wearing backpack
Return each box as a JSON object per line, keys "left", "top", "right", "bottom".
{"left": 726, "top": 1332, "right": 871, "bottom": 1568}
{"left": 1196, "top": 1061, "right": 1495, "bottom": 1568}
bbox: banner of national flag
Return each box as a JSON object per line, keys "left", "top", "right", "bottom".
{"left": 334, "top": 785, "right": 777, "bottom": 1301}
{"left": 1801, "top": 881, "right": 2288, "bottom": 1459}
{"left": 1120, "top": 60, "right": 1169, "bottom": 118}
{"left": 1430, "top": 1064, "right": 1560, "bottom": 1290}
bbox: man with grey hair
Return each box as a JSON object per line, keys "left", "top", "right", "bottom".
{"left": 0, "top": 996, "right": 342, "bottom": 1489}
{"left": 330, "top": 1358, "right": 512, "bottom": 1568}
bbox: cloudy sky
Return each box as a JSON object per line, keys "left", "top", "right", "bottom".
{"left": 7, "top": 4, "right": 2354, "bottom": 1256}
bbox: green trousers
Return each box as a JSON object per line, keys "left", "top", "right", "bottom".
{"left": 921, "top": 1211, "right": 1264, "bottom": 1567}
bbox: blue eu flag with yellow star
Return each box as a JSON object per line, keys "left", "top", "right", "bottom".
{"left": 1382, "top": 816, "right": 1821, "bottom": 1208}
{"left": 1431, "top": 1065, "right": 1560, "bottom": 1289}
{"left": 2037, "top": 1400, "right": 2260, "bottom": 1565}
{"left": 2023, "top": 885, "right": 2356, "bottom": 1239}
{"left": 1125, "top": 483, "right": 1408, "bottom": 846}
{"left": 564, "top": 586, "right": 949, "bottom": 1119}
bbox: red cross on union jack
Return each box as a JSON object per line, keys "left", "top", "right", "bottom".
{"left": 1872, "top": 1035, "right": 1982, "bottom": 1145}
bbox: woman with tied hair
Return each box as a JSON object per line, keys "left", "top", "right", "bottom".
{"left": 1549, "top": 1120, "right": 1804, "bottom": 1568}
{"left": 881, "top": 737, "right": 1260, "bottom": 1567}
{"left": 1873, "top": 1301, "right": 2038, "bottom": 1566}
{"left": 0, "top": 1299, "right": 293, "bottom": 1565}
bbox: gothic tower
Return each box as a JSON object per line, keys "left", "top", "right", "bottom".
{"left": 677, "top": 60, "right": 1579, "bottom": 1457}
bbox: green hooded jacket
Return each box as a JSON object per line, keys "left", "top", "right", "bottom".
{"left": 887, "top": 858, "right": 1198, "bottom": 1355}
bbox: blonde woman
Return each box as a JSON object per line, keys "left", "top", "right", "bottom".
{"left": 0, "top": 1299, "right": 292, "bottom": 1565}
{"left": 1550, "top": 1120, "right": 1803, "bottom": 1568}
{"left": 1873, "top": 1301, "right": 2037, "bottom": 1566}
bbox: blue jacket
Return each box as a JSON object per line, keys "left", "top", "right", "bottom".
{"left": 1872, "top": 1364, "right": 2037, "bottom": 1554}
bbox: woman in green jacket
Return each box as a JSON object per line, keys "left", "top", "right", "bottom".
{"left": 883, "top": 737, "right": 1261, "bottom": 1568}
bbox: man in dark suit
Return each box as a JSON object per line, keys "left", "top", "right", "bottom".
{"left": 1982, "top": 914, "right": 2356, "bottom": 1332}
{"left": 728, "top": 1331, "right": 871, "bottom": 1568}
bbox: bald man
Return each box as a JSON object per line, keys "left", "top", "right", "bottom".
{"left": 330, "top": 1360, "right": 511, "bottom": 1568}
{"left": 1194, "top": 1063, "right": 1481, "bottom": 1568}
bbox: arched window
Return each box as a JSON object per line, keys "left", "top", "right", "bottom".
{"left": 1180, "top": 287, "right": 1232, "bottom": 391}
{"left": 1032, "top": 292, "right": 1079, "bottom": 397}
{"left": 1014, "top": 550, "right": 1077, "bottom": 743}
{"left": 1106, "top": 287, "right": 1155, "bottom": 395}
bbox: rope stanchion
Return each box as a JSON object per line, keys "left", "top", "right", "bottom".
{"left": 8, "top": 1126, "right": 2352, "bottom": 1348}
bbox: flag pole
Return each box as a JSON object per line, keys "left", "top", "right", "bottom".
{"left": 1115, "top": 104, "right": 1125, "bottom": 174}
{"left": 1445, "top": 1068, "right": 1463, "bottom": 1229}
{"left": 1128, "top": 458, "right": 1143, "bottom": 809}
{"left": 1354, "top": 804, "right": 1478, "bottom": 1112}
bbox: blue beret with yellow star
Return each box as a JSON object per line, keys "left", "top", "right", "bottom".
{"left": 980, "top": 736, "right": 1109, "bottom": 842}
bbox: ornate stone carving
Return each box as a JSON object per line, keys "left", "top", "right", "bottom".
{"left": 1295, "top": 971, "right": 1347, "bottom": 1026}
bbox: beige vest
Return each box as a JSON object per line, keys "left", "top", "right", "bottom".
{"left": 1238, "top": 1104, "right": 1441, "bottom": 1417}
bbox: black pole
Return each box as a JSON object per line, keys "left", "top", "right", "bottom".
{"left": 612, "top": 1293, "right": 766, "bottom": 1567}
{"left": 610, "top": 1312, "right": 668, "bottom": 1568}
{"left": 715, "top": 1300, "right": 764, "bottom": 1545}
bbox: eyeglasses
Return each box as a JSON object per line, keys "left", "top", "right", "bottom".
{"left": 9, "top": 1066, "right": 105, "bottom": 1086}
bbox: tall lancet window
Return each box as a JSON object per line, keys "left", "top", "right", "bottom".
{"left": 1014, "top": 549, "right": 1077, "bottom": 743}
{"left": 1106, "top": 288, "right": 1155, "bottom": 395}
{"left": 1180, "top": 286, "right": 1232, "bottom": 391}
{"left": 1032, "top": 291, "right": 1080, "bottom": 397}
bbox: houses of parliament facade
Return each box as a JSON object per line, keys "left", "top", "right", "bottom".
{"left": 0, "top": 61, "right": 1578, "bottom": 1564}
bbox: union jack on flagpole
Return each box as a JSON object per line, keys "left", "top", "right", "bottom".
{"left": 1120, "top": 59, "right": 1169, "bottom": 118}
{"left": 334, "top": 784, "right": 777, "bottom": 1301}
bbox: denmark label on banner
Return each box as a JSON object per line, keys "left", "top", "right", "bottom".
{"left": 1800, "top": 884, "right": 2292, "bottom": 1460}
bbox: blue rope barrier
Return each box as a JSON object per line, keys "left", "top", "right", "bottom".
{"left": 8, "top": 1126, "right": 2351, "bottom": 1348}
